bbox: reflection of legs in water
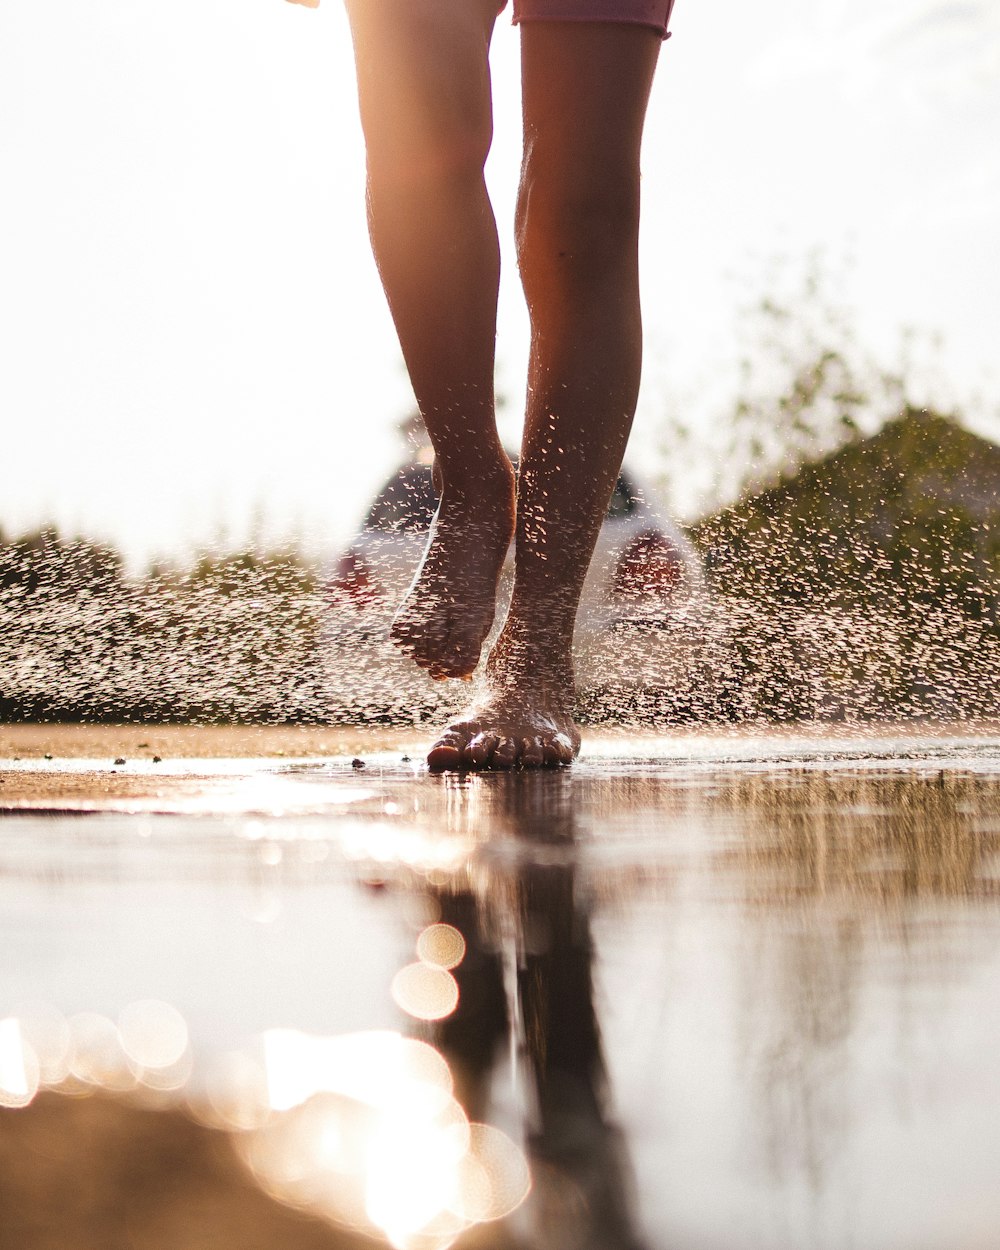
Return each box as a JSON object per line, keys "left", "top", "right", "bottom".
{"left": 518, "top": 861, "right": 646, "bottom": 1250}
{"left": 433, "top": 890, "right": 509, "bottom": 1124}
{"left": 431, "top": 774, "right": 647, "bottom": 1248}
{"left": 346, "top": 5, "right": 660, "bottom": 767}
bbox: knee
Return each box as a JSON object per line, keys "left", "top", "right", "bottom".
{"left": 352, "top": 12, "right": 494, "bottom": 193}
{"left": 515, "top": 147, "right": 641, "bottom": 284}
{"left": 365, "top": 95, "right": 493, "bottom": 194}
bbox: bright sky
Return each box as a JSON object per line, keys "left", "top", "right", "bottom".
{"left": 2, "top": 0, "right": 998, "bottom": 567}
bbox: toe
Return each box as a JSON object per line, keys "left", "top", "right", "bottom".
{"left": 421, "top": 636, "right": 461, "bottom": 680}
{"left": 551, "top": 733, "right": 577, "bottom": 765}
{"left": 426, "top": 732, "right": 466, "bottom": 771}
{"left": 521, "top": 736, "right": 545, "bottom": 768}
{"left": 491, "top": 736, "right": 518, "bottom": 769}
{"left": 464, "top": 733, "right": 498, "bottom": 768}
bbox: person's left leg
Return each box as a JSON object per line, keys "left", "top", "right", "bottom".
{"left": 428, "top": 21, "right": 661, "bottom": 769}
{"left": 345, "top": 0, "right": 516, "bottom": 682}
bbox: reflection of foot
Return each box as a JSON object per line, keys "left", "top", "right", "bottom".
{"left": 426, "top": 620, "right": 581, "bottom": 770}
{"left": 391, "top": 461, "right": 516, "bottom": 680}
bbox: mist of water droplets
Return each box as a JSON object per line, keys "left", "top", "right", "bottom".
{"left": 1, "top": 534, "right": 997, "bottom": 727}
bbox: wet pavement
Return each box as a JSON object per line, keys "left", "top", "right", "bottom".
{"left": 2, "top": 725, "right": 1000, "bottom": 1250}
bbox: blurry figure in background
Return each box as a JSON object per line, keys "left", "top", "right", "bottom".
{"left": 344, "top": 0, "right": 672, "bottom": 769}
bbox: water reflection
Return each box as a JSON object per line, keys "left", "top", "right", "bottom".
{"left": 713, "top": 770, "right": 1000, "bottom": 903}
{"left": 234, "top": 772, "right": 642, "bottom": 1249}
{"left": 421, "top": 771, "right": 647, "bottom": 1250}
{"left": 356, "top": 757, "right": 1000, "bottom": 1250}
{"left": 3, "top": 735, "right": 1000, "bottom": 1248}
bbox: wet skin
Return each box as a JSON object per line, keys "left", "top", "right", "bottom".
{"left": 390, "top": 459, "right": 516, "bottom": 681}
{"left": 399, "top": 459, "right": 581, "bottom": 769}
{"left": 345, "top": 4, "right": 660, "bottom": 769}
{"left": 425, "top": 619, "right": 581, "bottom": 770}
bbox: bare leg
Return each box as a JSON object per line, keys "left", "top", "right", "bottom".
{"left": 345, "top": 0, "right": 516, "bottom": 680}
{"left": 428, "top": 23, "right": 661, "bottom": 769}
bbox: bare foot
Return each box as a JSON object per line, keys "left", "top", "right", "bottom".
{"left": 391, "top": 460, "right": 516, "bottom": 680}
{"left": 426, "top": 623, "right": 581, "bottom": 770}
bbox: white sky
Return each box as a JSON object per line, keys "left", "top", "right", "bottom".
{"left": 2, "top": 0, "right": 998, "bottom": 567}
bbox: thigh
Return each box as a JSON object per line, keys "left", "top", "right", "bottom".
{"left": 519, "top": 22, "right": 661, "bottom": 185}
{"left": 345, "top": 0, "right": 502, "bottom": 171}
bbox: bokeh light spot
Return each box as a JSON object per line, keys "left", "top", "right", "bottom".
{"left": 236, "top": 1027, "right": 532, "bottom": 1246}
{"left": 67, "top": 1012, "right": 135, "bottom": 1091}
{"left": 461, "top": 1123, "right": 532, "bottom": 1221}
{"left": 12, "top": 1001, "right": 70, "bottom": 1085}
{"left": 189, "top": 1050, "right": 272, "bottom": 1132}
{"left": 118, "top": 999, "right": 189, "bottom": 1071}
{"left": 391, "top": 964, "right": 459, "bottom": 1021}
{"left": 416, "top": 924, "right": 466, "bottom": 971}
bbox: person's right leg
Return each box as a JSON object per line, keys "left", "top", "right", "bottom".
{"left": 345, "top": 0, "right": 516, "bottom": 680}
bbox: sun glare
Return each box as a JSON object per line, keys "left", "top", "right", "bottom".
{"left": 0, "top": 1017, "right": 40, "bottom": 1109}
{"left": 245, "top": 1025, "right": 531, "bottom": 1246}
{"left": 0, "top": 952, "right": 527, "bottom": 1243}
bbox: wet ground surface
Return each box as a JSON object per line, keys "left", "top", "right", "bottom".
{"left": 2, "top": 724, "right": 1000, "bottom": 1250}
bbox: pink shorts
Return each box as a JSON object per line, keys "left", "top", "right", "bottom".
{"left": 501, "top": 0, "right": 675, "bottom": 39}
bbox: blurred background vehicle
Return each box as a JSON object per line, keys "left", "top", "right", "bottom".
{"left": 325, "top": 448, "right": 732, "bottom": 724}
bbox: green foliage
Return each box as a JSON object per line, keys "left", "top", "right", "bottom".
{"left": 0, "top": 529, "right": 328, "bottom": 723}
{"left": 0, "top": 527, "right": 124, "bottom": 594}
{"left": 693, "top": 408, "right": 1000, "bottom": 621}
{"left": 658, "top": 251, "right": 1000, "bottom": 721}
{"left": 160, "top": 547, "right": 320, "bottom": 597}
{"left": 711, "top": 252, "right": 934, "bottom": 507}
{"left": 686, "top": 408, "right": 1000, "bottom": 721}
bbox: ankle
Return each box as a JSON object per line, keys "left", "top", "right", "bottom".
{"left": 504, "top": 590, "right": 577, "bottom": 642}
{"left": 491, "top": 613, "right": 575, "bottom": 678}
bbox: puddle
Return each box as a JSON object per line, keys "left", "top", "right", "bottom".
{"left": 2, "top": 727, "right": 1000, "bottom": 1249}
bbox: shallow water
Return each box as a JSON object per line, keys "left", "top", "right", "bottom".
{"left": 2, "top": 728, "right": 1000, "bottom": 1249}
